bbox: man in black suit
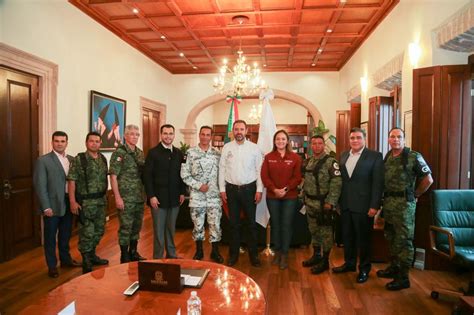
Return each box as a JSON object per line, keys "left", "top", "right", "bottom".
{"left": 144, "top": 124, "right": 186, "bottom": 259}
{"left": 33, "top": 131, "right": 81, "bottom": 278}
{"left": 332, "top": 127, "right": 384, "bottom": 283}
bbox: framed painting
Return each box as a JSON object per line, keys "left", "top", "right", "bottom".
{"left": 404, "top": 110, "right": 413, "bottom": 148}
{"left": 90, "top": 90, "right": 126, "bottom": 151}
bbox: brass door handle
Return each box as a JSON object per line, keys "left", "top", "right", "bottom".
{"left": 3, "top": 179, "right": 12, "bottom": 200}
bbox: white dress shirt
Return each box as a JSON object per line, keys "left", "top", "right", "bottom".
{"left": 53, "top": 150, "right": 70, "bottom": 192}
{"left": 345, "top": 147, "right": 364, "bottom": 178}
{"left": 218, "top": 139, "right": 263, "bottom": 192}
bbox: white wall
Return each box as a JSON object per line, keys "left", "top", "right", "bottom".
{"left": 339, "top": 0, "right": 471, "bottom": 121}
{"left": 1, "top": 0, "right": 173, "bottom": 155}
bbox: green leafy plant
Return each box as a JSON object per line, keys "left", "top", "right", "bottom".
{"left": 312, "top": 120, "right": 336, "bottom": 157}
{"left": 179, "top": 141, "right": 190, "bottom": 155}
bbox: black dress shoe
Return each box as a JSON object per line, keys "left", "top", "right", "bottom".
{"left": 48, "top": 268, "right": 59, "bottom": 278}
{"left": 227, "top": 256, "right": 238, "bottom": 267}
{"left": 386, "top": 278, "right": 410, "bottom": 291}
{"left": 250, "top": 257, "right": 261, "bottom": 267}
{"left": 332, "top": 264, "right": 356, "bottom": 273}
{"left": 356, "top": 271, "right": 369, "bottom": 283}
{"left": 61, "top": 259, "right": 82, "bottom": 267}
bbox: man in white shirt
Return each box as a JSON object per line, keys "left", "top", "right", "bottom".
{"left": 33, "top": 131, "right": 81, "bottom": 278}
{"left": 219, "top": 120, "right": 263, "bottom": 267}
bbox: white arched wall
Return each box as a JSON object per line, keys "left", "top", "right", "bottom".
{"left": 180, "top": 89, "right": 322, "bottom": 146}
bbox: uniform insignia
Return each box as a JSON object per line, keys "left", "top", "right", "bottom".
{"left": 333, "top": 162, "right": 339, "bottom": 170}
{"left": 334, "top": 170, "right": 341, "bottom": 176}
{"left": 117, "top": 157, "right": 122, "bottom": 162}
{"left": 422, "top": 166, "right": 429, "bottom": 173}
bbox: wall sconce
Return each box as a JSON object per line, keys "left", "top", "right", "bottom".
{"left": 408, "top": 42, "right": 421, "bottom": 67}
{"left": 360, "top": 76, "right": 368, "bottom": 93}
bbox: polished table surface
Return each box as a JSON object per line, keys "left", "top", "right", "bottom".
{"left": 20, "top": 259, "right": 266, "bottom": 314}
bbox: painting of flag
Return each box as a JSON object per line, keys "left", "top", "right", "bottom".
{"left": 90, "top": 90, "right": 126, "bottom": 151}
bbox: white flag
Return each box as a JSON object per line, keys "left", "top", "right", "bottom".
{"left": 256, "top": 88, "right": 277, "bottom": 227}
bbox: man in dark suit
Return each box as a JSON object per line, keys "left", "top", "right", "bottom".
{"left": 144, "top": 124, "right": 186, "bottom": 259}
{"left": 33, "top": 131, "right": 81, "bottom": 278}
{"left": 332, "top": 127, "right": 384, "bottom": 283}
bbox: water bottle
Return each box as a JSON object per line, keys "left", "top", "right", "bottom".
{"left": 187, "top": 290, "right": 201, "bottom": 315}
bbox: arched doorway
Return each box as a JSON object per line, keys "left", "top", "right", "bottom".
{"left": 180, "top": 89, "right": 322, "bottom": 146}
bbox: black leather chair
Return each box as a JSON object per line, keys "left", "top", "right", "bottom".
{"left": 430, "top": 189, "right": 474, "bottom": 303}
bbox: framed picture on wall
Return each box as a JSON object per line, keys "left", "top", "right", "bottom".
{"left": 360, "top": 121, "right": 369, "bottom": 145}
{"left": 404, "top": 110, "right": 413, "bottom": 148}
{"left": 90, "top": 90, "right": 126, "bottom": 151}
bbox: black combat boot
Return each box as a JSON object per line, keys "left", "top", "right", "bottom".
{"left": 91, "top": 248, "right": 109, "bottom": 266}
{"left": 386, "top": 276, "right": 410, "bottom": 291}
{"left": 129, "top": 240, "right": 146, "bottom": 261}
{"left": 376, "top": 264, "right": 400, "bottom": 279}
{"left": 302, "top": 245, "right": 322, "bottom": 267}
{"left": 193, "top": 240, "right": 204, "bottom": 260}
{"left": 311, "top": 251, "right": 330, "bottom": 274}
{"left": 82, "top": 252, "right": 93, "bottom": 274}
{"left": 210, "top": 242, "right": 224, "bottom": 263}
{"left": 120, "top": 245, "right": 131, "bottom": 263}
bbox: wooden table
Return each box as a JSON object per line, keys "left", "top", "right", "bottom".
{"left": 20, "top": 259, "right": 266, "bottom": 314}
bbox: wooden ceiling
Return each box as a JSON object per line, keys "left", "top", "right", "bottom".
{"left": 69, "top": 0, "right": 399, "bottom": 74}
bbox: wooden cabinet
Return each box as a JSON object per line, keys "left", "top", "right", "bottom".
{"left": 412, "top": 64, "right": 472, "bottom": 269}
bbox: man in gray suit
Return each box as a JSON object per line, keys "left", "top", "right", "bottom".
{"left": 332, "top": 127, "right": 384, "bottom": 284}
{"left": 34, "top": 131, "right": 81, "bottom": 278}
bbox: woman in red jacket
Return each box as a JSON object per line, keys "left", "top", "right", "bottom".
{"left": 261, "top": 130, "right": 302, "bottom": 270}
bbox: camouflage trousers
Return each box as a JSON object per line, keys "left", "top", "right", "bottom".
{"left": 306, "top": 205, "right": 334, "bottom": 251}
{"left": 190, "top": 207, "right": 222, "bottom": 242}
{"left": 384, "top": 201, "right": 416, "bottom": 277}
{"left": 78, "top": 203, "right": 106, "bottom": 254}
{"left": 118, "top": 201, "right": 145, "bottom": 246}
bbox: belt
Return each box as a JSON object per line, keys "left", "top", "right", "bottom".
{"left": 384, "top": 191, "right": 406, "bottom": 197}
{"left": 225, "top": 181, "right": 256, "bottom": 190}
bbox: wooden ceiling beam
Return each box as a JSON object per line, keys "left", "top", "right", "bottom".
{"left": 166, "top": 0, "right": 218, "bottom": 69}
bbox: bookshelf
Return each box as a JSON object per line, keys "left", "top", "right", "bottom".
{"left": 212, "top": 124, "right": 308, "bottom": 156}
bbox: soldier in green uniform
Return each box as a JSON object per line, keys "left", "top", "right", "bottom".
{"left": 110, "top": 125, "right": 146, "bottom": 264}
{"left": 377, "top": 127, "right": 433, "bottom": 290}
{"left": 68, "top": 132, "right": 109, "bottom": 274}
{"left": 302, "top": 136, "right": 342, "bottom": 274}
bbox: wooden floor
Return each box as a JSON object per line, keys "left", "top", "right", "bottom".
{"left": 0, "top": 211, "right": 468, "bottom": 314}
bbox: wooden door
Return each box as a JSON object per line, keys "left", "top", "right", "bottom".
{"left": 336, "top": 110, "right": 350, "bottom": 161}
{"left": 0, "top": 66, "right": 40, "bottom": 262}
{"left": 368, "top": 96, "right": 393, "bottom": 154}
{"left": 412, "top": 64, "right": 471, "bottom": 269}
{"left": 142, "top": 107, "right": 161, "bottom": 156}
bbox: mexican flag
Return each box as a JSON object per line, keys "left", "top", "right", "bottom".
{"left": 224, "top": 95, "right": 241, "bottom": 143}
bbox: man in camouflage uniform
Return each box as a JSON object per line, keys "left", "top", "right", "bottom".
{"left": 68, "top": 132, "right": 109, "bottom": 274}
{"left": 302, "top": 135, "right": 342, "bottom": 274}
{"left": 181, "top": 126, "right": 224, "bottom": 263}
{"left": 377, "top": 127, "right": 433, "bottom": 290}
{"left": 110, "top": 125, "right": 146, "bottom": 264}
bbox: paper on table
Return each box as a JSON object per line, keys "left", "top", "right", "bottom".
{"left": 58, "top": 301, "right": 76, "bottom": 315}
{"left": 182, "top": 275, "right": 201, "bottom": 286}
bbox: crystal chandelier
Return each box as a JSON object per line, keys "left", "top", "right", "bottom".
{"left": 213, "top": 15, "right": 265, "bottom": 97}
